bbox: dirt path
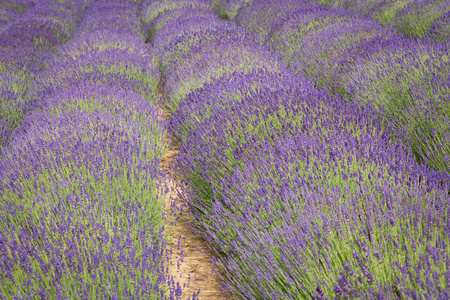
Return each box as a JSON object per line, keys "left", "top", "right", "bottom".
{"left": 156, "top": 91, "right": 231, "bottom": 300}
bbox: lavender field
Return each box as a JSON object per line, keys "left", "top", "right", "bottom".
{"left": 1, "top": 0, "right": 450, "bottom": 299}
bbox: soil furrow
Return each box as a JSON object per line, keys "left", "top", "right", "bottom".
{"left": 157, "top": 91, "right": 230, "bottom": 300}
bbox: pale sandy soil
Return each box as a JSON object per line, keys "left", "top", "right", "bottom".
{"left": 156, "top": 91, "right": 232, "bottom": 300}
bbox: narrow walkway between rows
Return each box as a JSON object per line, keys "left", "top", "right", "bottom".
{"left": 157, "top": 91, "right": 230, "bottom": 300}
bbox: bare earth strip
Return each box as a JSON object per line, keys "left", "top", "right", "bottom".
{"left": 156, "top": 91, "right": 231, "bottom": 300}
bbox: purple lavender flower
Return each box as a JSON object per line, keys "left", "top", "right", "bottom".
{"left": 235, "top": 0, "right": 316, "bottom": 42}
{"left": 345, "top": 37, "right": 450, "bottom": 178}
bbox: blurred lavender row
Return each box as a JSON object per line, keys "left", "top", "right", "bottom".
{"left": 0, "top": 0, "right": 191, "bottom": 298}
{"left": 0, "top": 0, "right": 35, "bottom": 30}
{"left": 315, "top": 0, "right": 450, "bottom": 41}
{"left": 218, "top": 0, "right": 450, "bottom": 41}
{"left": 142, "top": 0, "right": 450, "bottom": 298}
{"left": 0, "top": 0, "right": 84, "bottom": 151}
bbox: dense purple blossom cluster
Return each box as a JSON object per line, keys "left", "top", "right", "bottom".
{"left": 0, "top": 0, "right": 191, "bottom": 298}
{"left": 144, "top": 0, "right": 450, "bottom": 298}
{"left": 267, "top": 6, "right": 396, "bottom": 91}
{"left": 212, "top": 0, "right": 251, "bottom": 20}
{"left": 234, "top": 0, "right": 311, "bottom": 42}
{"left": 0, "top": 0, "right": 83, "bottom": 150}
{"left": 2, "top": 0, "right": 449, "bottom": 298}
{"left": 141, "top": 0, "right": 211, "bottom": 40}
{"left": 236, "top": 0, "right": 450, "bottom": 179}
{"left": 344, "top": 38, "right": 450, "bottom": 178}
{"left": 314, "top": 0, "right": 450, "bottom": 41}
{"left": 0, "top": 0, "right": 35, "bottom": 29}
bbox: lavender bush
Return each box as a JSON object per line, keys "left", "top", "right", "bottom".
{"left": 3, "top": 0, "right": 447, "bottom": 298}
{"left": 73, "top": 0, "right": 144, "bottom": 38}
{"left": 212, "top": 0, "right": 251, "bottom": 20}
{"left": 141, "top": 0, "right": 211, "bottom": 25}
{"left": 317, "top": 0, "right": 450, "bottom": 40}
{"left": 0, "top": 73, "right": 29, "bottom": 148}
{"left": 235, "top": 0, "right": 312, "bottom": 43}
{"left": 140, "top": 0, "right": 212, "bottom": 41}
{"left": 0, "top": 0, "right": 83, "bottom": 73}
{"left": 149, "top": 1, "right": 450, "bottom": 298}
{"left": 0, "top": 0, "right": 83, "bottom": 149}
{"left": 150, "top": 13, "right": 228, "bottom": 52}
{"left": 427, "top": 10, "right": 450, "bottom": 43}
{"left": 267, "top": 6, "right": 394, "bottom": 93}
{"left": 34, "top": 48, "right": 158, "bottom": 104}
{"left": 145, "top": 7, "right": 214, "bottom": 42}
{"left": 163, "top": 36, "right": 286, "bottom": 112}
{"left": 169, "top": 69, "right": 311, "bottom": 142}
{"left": 143, "top": 11, "right": 277, "bottom": 114}
{"left": 238, "top": 0, "right": 450, "bottom": 179}
{"left": 146, "top": 10, "right": 287, "bottom": 111}
{"left": 0, "top": 0, "right": 82, "bottom": 59}
{"left": 0, "top": 84, "right": 170, "bottom": 299}
{"left": 1, "top": 0, "right": 192, "bottom": 298}
{"left": 173, "top": 84, "right": 450, "bottom": 298}
{"left": 344, "top": 37, "right": 450, "bottom": 179}
{"left": 58, "top": 28, "right": 151, "bottom": 59}
{"left": 0, "top": 0, "right": 34, "bottom": 29}
{"left": 391, "top": 0, "right": 450, "bottom": 39}
{"left": 155, "top": 20, "right": 242, "bottom": 64}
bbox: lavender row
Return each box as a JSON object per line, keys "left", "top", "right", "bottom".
{"left": 214, "top": 0, "right": 303, "bottom": 24}
{"left": 174, "top": 74, "right": 450, "bottom": 299}
{"left": 141, "top": 0, "right": 286, "bottom": 113}
{"left": 235, "top": 1, "right": 450, "bottom": 182}
{"left": 0, "top": 0, "right": 188, "bottom": 298}
{"left": 234, "top": 0, "right": 309, "bottom": 43}
{"left": 143, "top": 0, "right": 450, "bottom": 298}
{"left": 316, "top": 0, "right": 450, "bottom": 41}
{"left": 140, "top": 0, "right": 211, "bottom": 41}
{"left": 0, "top": 0, "right": 35, "bottom": 30}
{"left": 0, "top": 0, "right": 84, "bottom": 151}
{"left": 222, "top": 0, "right": 450, "bottom": 41}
